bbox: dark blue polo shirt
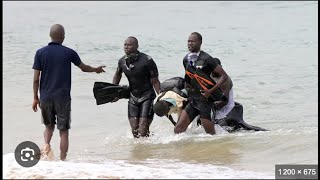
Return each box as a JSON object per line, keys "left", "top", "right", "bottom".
{"left": 32, "top": 42, "right": 82, "bottom": 102}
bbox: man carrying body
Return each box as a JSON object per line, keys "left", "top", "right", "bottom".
{"left": 174, "top": 32, "right": 229, "bottom": 135}
{"left": 32, "top": 24, "right": 105, "bottom": 160}
{"left": 112, "top": 36, "right": 161, "bottom": 138}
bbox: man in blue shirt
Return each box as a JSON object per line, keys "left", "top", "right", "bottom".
{"left": 32, "top": 24, "right": 105, "bottom": 160}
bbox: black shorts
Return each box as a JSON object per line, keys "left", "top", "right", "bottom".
{"left": 128, "top": 99, "right": 154, "bottom": 120}
{"left": 184, "top": 95, "right": 213, "bottom": 121}
{"left": 40, "top": 100, "right": 71, "bottom": 130}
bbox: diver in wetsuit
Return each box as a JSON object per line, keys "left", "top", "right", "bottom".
{"left": 174, "top": 32, "right": 229, "bottom": 135}
{"left": 112, "top": 36, "right": 161, "bottom": 138}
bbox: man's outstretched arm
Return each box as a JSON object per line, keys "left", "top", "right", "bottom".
{"left": 78, "top": 62, "right": 105, "bottom": 73}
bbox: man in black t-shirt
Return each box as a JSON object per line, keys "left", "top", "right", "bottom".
{"left": 174, "top": 32, "right": 229, "bottom": 135}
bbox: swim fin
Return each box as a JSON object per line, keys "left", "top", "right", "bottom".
{"left": 217, "top": 102, "right": 268, "bottom": 132}
{"left": 93, "top": 82, "right": 130, "bottom": 105}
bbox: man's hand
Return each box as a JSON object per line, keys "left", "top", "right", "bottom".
{"left": 32, "top": 99, "right": 40, "bottom": 112}
{"left": 200, "top": 89, "right": 212, "bottom": 98}
{"left": 94, "top": 66, "right": 106, "bottom": 73}
{"left": 214, "top": 101, "right": 227, "bottom": 110}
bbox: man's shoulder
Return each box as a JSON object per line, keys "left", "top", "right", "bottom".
{"left": 199, "top": 51, "right": 214, "bottom": 59}
{"left": 61, "top": 45, "right": 78, "bottom": 53}
{"left": 38, "top": 44, "right": 77, "bottom": 54}
{"left": 118, "top": 55, "right": 126, "bottom": 61}
{"left": 200, "top": 51, "right": 221, "bottom": 63}
{"left": 36, "top": 45, "right": 50, "bottom": 53}
{"left": 139, "top": 52, "right": 153, "bottom": 61}
{"left": 183, "top": 54, "right": 188, "bottom": 60}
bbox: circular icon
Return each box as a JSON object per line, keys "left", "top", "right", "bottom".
{"left": 14, "top": 141, "right": 41, "bottom": 167}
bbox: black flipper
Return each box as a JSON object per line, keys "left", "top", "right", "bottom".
{"left": 237, "top": 121, "right": 268, "bottom": 131}
{"left": 93, "top": 82, "right": 130, "bottom": 105}
{"left": 218, "top": 102, "right": 268, "bottom": 132}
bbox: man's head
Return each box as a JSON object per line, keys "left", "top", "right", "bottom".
{"left": 124, "top": 36, "right": 139, "bottom": 55}
{"left": 153, "top": 100, "right": 171, "bottom": 117}
{"left": 188, "top": 32, "right": 202, "bottom": 53}
{"left": 50, "top": 24, "right": 65, "bottom": 44}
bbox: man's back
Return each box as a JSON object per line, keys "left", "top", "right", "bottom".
{"left": 33, "top": 42, "right": 82, "bottom": 102}
{"left": 32, "top": 24, "right": 106, "bottom": 161}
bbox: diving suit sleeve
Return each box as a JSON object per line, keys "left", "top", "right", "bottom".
{"left": 146, "top": 57, "right": 159, "bottom": 78}
{"left": 206, "top": 56, "right": 219, "bottom": 71}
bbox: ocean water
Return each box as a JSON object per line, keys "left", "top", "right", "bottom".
{"left": 3, "top": 1, "right": 318, "bottom": 179}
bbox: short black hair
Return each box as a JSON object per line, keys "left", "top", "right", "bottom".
{"left": 191, "top": 32, "right": 202, "bottom": 41}
{"left": 128, "top": 36, "right": 139, "bottom": 46}
{"left": 153, "top": 100, "right": 170, "bottom": 117}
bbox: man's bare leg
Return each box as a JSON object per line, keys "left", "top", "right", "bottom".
{"left": 41, "top": 124, "right": 55, "bottom": 158}
{"left": 129, "top": 117, "right": 139, "bottom": 138}
{"left": 44, "top": 124, "right": 55, "bottom": 145}
{"left": 138, "top": 118, "right": 152, "bottom": 137}
{"left": 201, "top": 118, "right": 216, "bottom": 135}
{"left": 59, "top": 130, "right": 69, "bottom": 160}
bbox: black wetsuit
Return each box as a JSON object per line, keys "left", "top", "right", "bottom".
{"left": 117, "top": 51, "right": 159, "bottom": 119}
{"left": 183, "top": 51, "right": 220, "bottom": 121}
